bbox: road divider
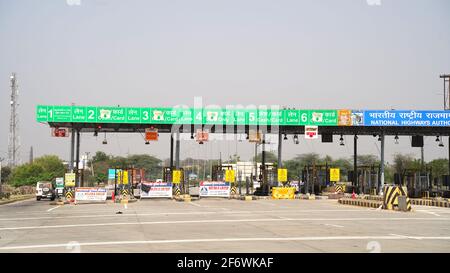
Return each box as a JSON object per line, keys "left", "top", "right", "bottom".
{"left": 0, "top": 194, "right": 35, "bottom": 205}
{"left": 410, "top": 198, "right": 449, "bottom": 208}
{"left": 339, "top": 198, "right": 383, "bottom": 209}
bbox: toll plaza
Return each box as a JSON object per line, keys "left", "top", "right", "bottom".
{"left": 36, "top": 106, "right": 450, "bottom": 210}
{"left": 2, "top": 105, "right": 449, "bottom": 254}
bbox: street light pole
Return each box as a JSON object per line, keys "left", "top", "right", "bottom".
{"left": 0, "top": 158, "right": 4, "bottom": 196}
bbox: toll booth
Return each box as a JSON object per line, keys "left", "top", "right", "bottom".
{"left": 163, "top": 166, "right": 185, "bottom": 194}
{"left": 131, "top": 169, "right": 145, "bottom": 186}
{"left": 201, "top": 164, "right": 236, "bottom": 198}
{"left": 254, "top": 163, "right": 276, "bottom": 196}
{"left": 163, "top": 167, "right": 173, "bottom": 182}
{"left": 394, "top": 167, "right": 431, "bottom": 198}
{"left": 211, "top": 164, "right": 232, "bottom": 182}
{"left": 302, "top": 164, "right": 338, "bottom": 194}
{"left": 435, "top": 175, "right": 450, "bottom": 198}
{"left": 348, "top": 165, "right": 380, "bottom": 194}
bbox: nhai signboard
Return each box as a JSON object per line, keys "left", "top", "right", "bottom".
{"left": 364, "top": 110, "right": 450, "bottom": 127}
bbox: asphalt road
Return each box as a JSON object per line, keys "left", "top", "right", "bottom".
{"left": 0, "top": 197, "right": 449, "bottom": 253}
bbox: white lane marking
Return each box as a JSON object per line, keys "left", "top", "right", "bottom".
{"left": 324, "top": 224, "right": 344, "bottom": 228}
{"left": 0, "top": 209, "right": 380, "bottom": 222}
{"left": 188, "top": 202, "right": 202, "bottom": 207}
{"left": 2, "top": 235, "right": 450, "bottom": 250}
{"left": 46, "top": 206, "right": 61, "bottom": 212}
{"left": 0, "top": 207, "right": 368, "bottom": 217}
{"left": 259, "top": 202, "right": 277, "bottom": 206}
{"left": 416, "top": 210, "right": 441, "bottom": 217}
{"left": 390, "top": 234, "right": 423, "bottom": 240}
{"left": 1, "top": 217, "right": 449, "bottom": 231}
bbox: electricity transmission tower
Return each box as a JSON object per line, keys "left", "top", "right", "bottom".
{"left": 8, "top": 73, "right": 20, "bottom": 167}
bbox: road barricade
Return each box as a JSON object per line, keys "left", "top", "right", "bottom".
{"left": 172, "top": 185, "right": 181, "bottom": 197}
{"left": 271, "top": 187, "right": 295, "bottom": 200}
{"left": 383, "top": 186, "right": 411, "bottom": 211}
{"left": 74, "top": 187, "right": 107, "bottom": 204}
{"left": 338, "top": 198, "right": 383, "bottom": 208}
{"left": 140, "top": 182, "right": 173, "bottom": 199}
{"left": 199, "top": 181, "right": 231, "bottom": 198}
{"left": 335, "top": 184, "right": 346, "bottom": 193}
{"left": 410, "top": 198, "right": 449, "bottom": 207}
{"left": 65, "top": 188, "right": 75, "bottom": 202}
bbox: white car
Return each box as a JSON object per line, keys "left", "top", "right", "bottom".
{"left": 36, "top": 181, "right": 56, "bottom": 201}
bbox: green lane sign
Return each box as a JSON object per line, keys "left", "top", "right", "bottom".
{"left": 309, "top": 110, "right": 338, "bottom": 126}
{"left": 36, "top": 105, "right": 341, "bottom": 126}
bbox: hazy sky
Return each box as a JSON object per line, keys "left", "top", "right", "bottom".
{"left": 1, "top": 0, "right": 450, "bottom": 165}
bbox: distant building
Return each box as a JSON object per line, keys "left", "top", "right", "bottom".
{"left": 221, "top": 161, "right": 273, "bottom": 181}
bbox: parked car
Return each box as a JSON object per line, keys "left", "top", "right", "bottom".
{"left": 36, "top": 181, "right": 56, "bottom": 201}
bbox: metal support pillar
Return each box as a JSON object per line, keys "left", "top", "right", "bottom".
{"left": 354, "top": 135, "right": 358, "bottom": 193}
{"left": 69, "top": 127, "right": 75, "bottom": 172}
{"left": 379, "top": 132, "right": 385, "bottom": 195}
{"left": 447, "top": 136, "right": 450, "bottom": 176}
{"left": 175, "top": 131, "right": 181, "bottom": 193}
{"left": 448, "top": 136, "right": 450, "bottom": 176}
{"left": 170, "top": 133, "right": 174, "bottom": 169}
{"left": 175, "top": 131, "right": 180, "bottom": 169}
{"left": 75, "top": 129, "right": 81, "bottom": 188}
{"left": 261, "top": 134, "right": 267, "bottom": 194}
{"left": 278, "top": 130, "right": 282, "bottom": 168}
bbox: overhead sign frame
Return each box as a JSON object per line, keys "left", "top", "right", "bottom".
{"left": 36, "top": 105, "right": 450, "bottom": 127}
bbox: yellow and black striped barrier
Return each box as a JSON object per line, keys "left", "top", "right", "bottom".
{"left": 121, "top": 189, "right": 130, "bottom": 197}
{"left": 338, "top": 198, "right": 383, "bottom": 208}
{"left": 364, "top": 195, "right": 384, "bottom": 201}
{"left": 370, "top": 188, "right": 377, "bottom": 196}
{"left": 230, "top": 186, "right": 237, "bottom": 195}
{"left": 383, "top": 186, "right": 411, "bottom": 211}
{"left": 335, "top": 185, "right": 345, "bottom": 193}
{"left": 65, "top": 189, "right": 74, "bottom": 201}
{"left": 410, "top": 198, "right": 449, "bottom": 207}
{"left": 406, "top": 198, "right": 412, "bottom": 211}
{"left": 173, "top": 186, "right": 181, "bottom": 197}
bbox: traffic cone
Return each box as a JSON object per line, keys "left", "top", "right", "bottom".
{"left": 352, "top": 189, "right": 356, "bottom": 199}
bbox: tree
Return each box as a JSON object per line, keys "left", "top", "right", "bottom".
{"left": 34, "top": 155, "right": 65, "bottom": 177}
{"left": 252, "top": 152, "right": 278, "bottom": 164}
{"left": 283, "top": 159, "right": 302, "bottom": 180}
{"left": 392, "top": 153, "right": 421, "bottom": 174}
{"left": 283, "top": 153, "right": 325, "bottom": 181}
{"left": 357, "top": 154, "right": 379, "bottom": 166}
{"left": 428, "top": 159, "right": 449, "bottom": 179}
{"left": 332, "top": 158, "right": 352, "bottom": 170}
{"left": 126, "top": 154, "right": 162, "bottom": 180}
{"left": 92, "top": 151, "right": 109, "bottom": 163}
{"left": 10, "top": 164, "right": 44, "bottom": 186}
{"left": 108, "top": 156, "right": 128, "bottom": 169}
{"left": 94, "top": 173, "right": 108, "bottom": 184}
{"left": 9, "top": 155, "right": 65, "bottom": 187}
{"left": 293, "top": 153, "right": 321, "bottom": 166}
{"left": 1, "top": 166, "right": 11, "bottom": 184}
